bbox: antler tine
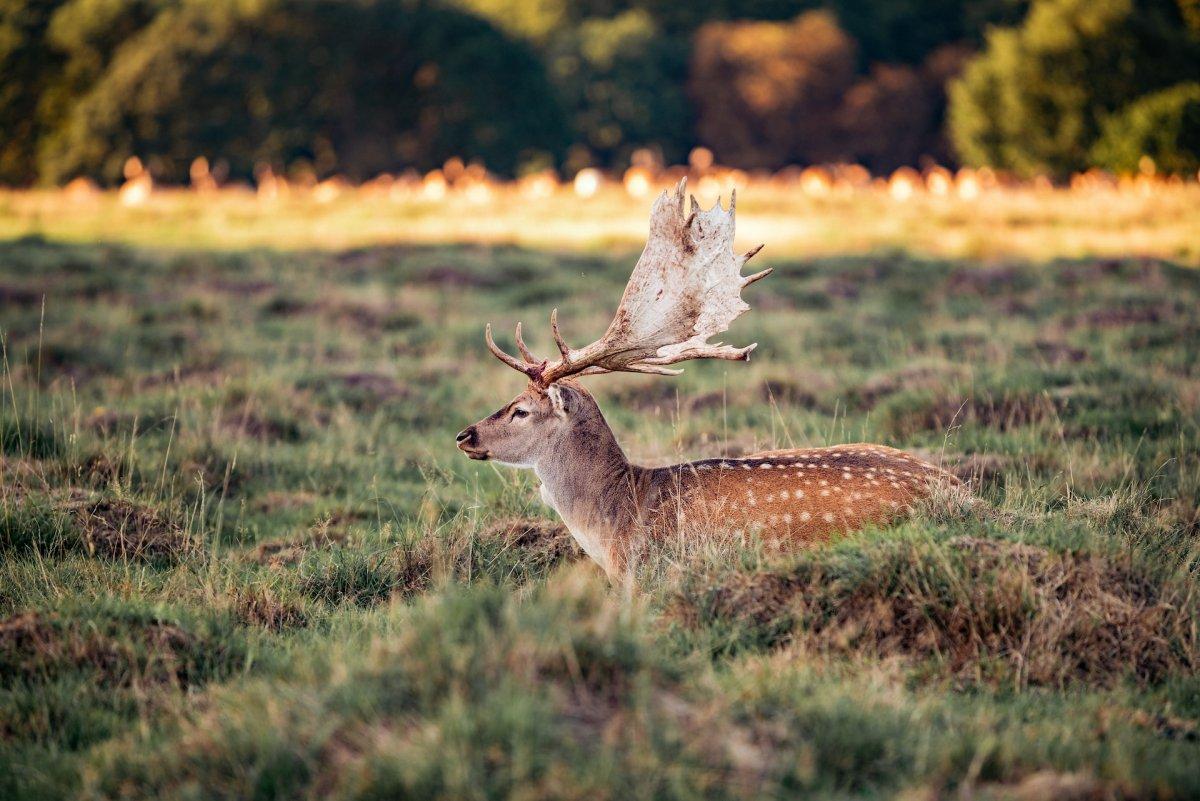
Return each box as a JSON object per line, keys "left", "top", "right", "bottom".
{"left": 639, "top": 342, "right": 758, "bottom": 366}
{"left": 621, "top": 363, "right": 685, "bottom": 376}
{"left": 485, "top": 323, "right": 539, "bottom": 377}
{"left": 572, "top": 363, "right": 683, "bottom": 378}
{"left": 513, "top": 322, "right": 539, "bottom": 364}
{"left": 742, "top": 267, "right": 772, "bottom": 287}
{"left": 549, "top": 309, "right": 571, "bottom": 360}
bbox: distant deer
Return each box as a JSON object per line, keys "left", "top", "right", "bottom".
{"left": 457, "top": 180, "right": 956, "bottom": 580}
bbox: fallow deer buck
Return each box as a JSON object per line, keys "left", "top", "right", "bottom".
{"left": 456, "top": 180, "right": 956, "bottom": 580}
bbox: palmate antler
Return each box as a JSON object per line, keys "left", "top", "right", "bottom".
{"left": 486, "top": 178, "right": 771, "bottom": 386}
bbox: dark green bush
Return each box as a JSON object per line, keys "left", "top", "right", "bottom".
{"left": 949, "top": 0, "right": 1200, "bottom": 176}
{"left": 37, "top": 0, "right": 569, "bottom": 183}
{"left": 1091, "top": 82, "right": 1200, "bottom": 174}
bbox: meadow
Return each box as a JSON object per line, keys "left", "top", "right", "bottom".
{"left": 1, "top": 185, "right": 1199, "bottom": 799}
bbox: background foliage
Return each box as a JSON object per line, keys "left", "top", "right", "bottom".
{"left": 950, "top": 0, "right": 1200, "bottom": 177}
{"left": 0, "top": 0, "right": 1197, "bottom": 184}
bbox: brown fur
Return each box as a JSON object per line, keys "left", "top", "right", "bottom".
{"left": 458, "top": 381, "right": 957, "bottom": 581}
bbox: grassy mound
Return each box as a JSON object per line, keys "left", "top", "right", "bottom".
{"left": 667, "top": 528, "right": 1196, "bottom": 689}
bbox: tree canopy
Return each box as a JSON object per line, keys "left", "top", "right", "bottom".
{"left": 0, "top": 0, "right": 1196, "bottom": 184}
{"left": 949, "top": 0, "right": 1200, "bottom": 176}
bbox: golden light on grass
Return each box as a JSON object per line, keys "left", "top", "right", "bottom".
{"left": 888, "top": 167, "right": 919, "bottom": 201}
{"left": 799, "top": 167, "right": 832, "bottom": 198}
{"left": 623, "top": 166, "right": 653, "bottom": 198}
{"left": 2, "top": 154, "right": 1197, "bottom": 263}
{"left": 573, "top": 167, "right": 602, "bottom": 198}
{"left": 118, "top": 157, "right": 153, "bottom": 207}
{"left": 926, "top": 166, "right": 953, "bottom": 196}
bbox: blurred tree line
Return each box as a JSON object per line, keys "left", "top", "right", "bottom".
{"left": 0, "top": 0, "right": 1196, "bottom": 185}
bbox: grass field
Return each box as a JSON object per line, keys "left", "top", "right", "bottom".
{"left": 2, "top": 189, "right": 1199, "bottom": 799}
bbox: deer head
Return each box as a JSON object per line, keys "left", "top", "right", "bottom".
{"left": 456, "top": 178, "right": 770, "bottom": 468}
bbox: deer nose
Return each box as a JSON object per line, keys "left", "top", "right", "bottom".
{"left": 456, "top": 426, "right": 477, "bottom": 447}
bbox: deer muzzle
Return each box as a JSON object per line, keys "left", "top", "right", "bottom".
{"left": 455, "top": 426, "right": 489, "bottom": 460}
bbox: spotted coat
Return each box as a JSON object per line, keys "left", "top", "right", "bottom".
{"left": 646, "top": 444, "right": 954, "bottom": 546}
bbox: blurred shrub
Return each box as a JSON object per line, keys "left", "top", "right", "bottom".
{"left": 1091, "top": 82, "right": 1200, "bottom": 174}
{"left": 949, "top": 0, "right": 1200, "bottom": 177}
{"left": 450, "top": 0, "right": 571, "bottom": 44}
{"left": 690, "top": 11, "right": 857, "bottom": 169}
{"left": 831, "top": 0, "right": 1028, "bottom": 64}
{"left": 0, "top": 0, "right": 67, "bottom": 185}
{"left": 546, "top": 10, "right": 690, "bottom": 167}
{"left": 36, "top": 0, "right": 569, "bottom": 183}
{"left": 690, "top": 12, "right": 972, "bottom": 171}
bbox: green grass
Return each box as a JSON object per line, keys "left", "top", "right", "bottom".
{"left": 1, "top": 237, "right": 1198, "bottom": 799}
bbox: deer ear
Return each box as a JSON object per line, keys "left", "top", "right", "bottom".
{"left": 547, "top": 384, "right": 574, "bottom": 417}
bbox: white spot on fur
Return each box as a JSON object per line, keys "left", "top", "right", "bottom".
{"left": 823, "top": 512, "right": 834, "bottom": 523}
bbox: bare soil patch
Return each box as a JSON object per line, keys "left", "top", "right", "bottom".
{"left": 880, "top": 390, "right": 1062, "bottom": 437}
{"left": 851, "top": 365, "right": 958, "bottom": 409}
{"left": 68, "top": 496, "right": 195, "bottom": 562}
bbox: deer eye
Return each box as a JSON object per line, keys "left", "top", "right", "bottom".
{"left": 511, "top": 408, "right": 529, "bottom": 419}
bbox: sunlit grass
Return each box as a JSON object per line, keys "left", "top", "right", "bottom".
{"left": 2, "top": 179, "right": 1198, "bottom": 262}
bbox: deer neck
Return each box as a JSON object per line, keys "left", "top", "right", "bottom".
{"left": 534, "top": 412, "right": 643, "bottom": 575}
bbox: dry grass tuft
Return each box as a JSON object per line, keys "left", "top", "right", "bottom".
{"left": 946, "top": 453, "right": 1011, "bottom": 486}
{"left": 396, "top": 517, "right": 580, "bottom": 597}
{"left": 0, "top": 611, "right": 196, "bottom": 689}
{"left": 231, "top": 587, "right": 308, "bottom": 631}
{"left": 250, "top": 528, "right": 347, "bottom": 567}
{"left": 881, "top": 391, "right": 1062, "bottom": 437}
{"left": 67, "top": 496, "right": 195, "bottom": 562}
{"left": 974, "top": 771, "right": 1110, "bottom": 801}
{"left": 481, "top": 516, "right": 580, "bottom": 568}
{"left": 670, "top": 534, "right": 1197, "bottom": 689}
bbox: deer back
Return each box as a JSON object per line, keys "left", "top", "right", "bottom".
{"left": 648, "top": 444, "right": 956, "bottom": 545}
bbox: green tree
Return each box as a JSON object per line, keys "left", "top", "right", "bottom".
{"left": 546, "top": 10, "right": 690, "bottom": 167}
{"left": 0, "top": 0, "right": 67, "bottom": 185}
{"left": 949, "top": 0, "right": 1200, "bottom": 176}
{"left": 37, "top": 0, "right": 569, "bottom": 183}
{"left": 1091, "top": 82, "right": 1200, "bottom": 174}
